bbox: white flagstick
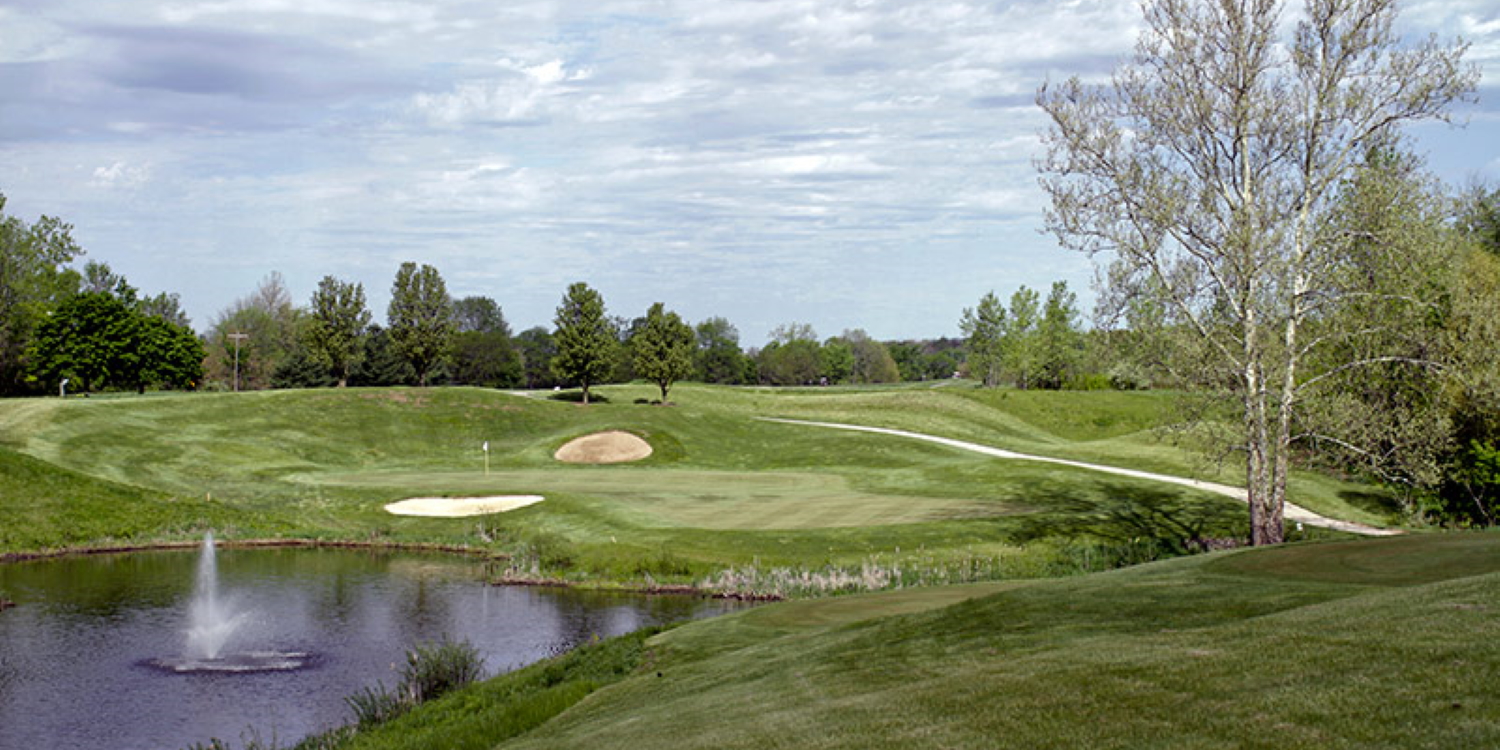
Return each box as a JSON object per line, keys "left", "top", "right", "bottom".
{"left": 482, "top": 441, "right": 490, "bottom": 476}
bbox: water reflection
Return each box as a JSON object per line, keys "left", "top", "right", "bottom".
{"left": 0, "top": 547, "right": 745, "bottom": 750}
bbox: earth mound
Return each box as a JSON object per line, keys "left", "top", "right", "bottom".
{"left": 554, "top": 431, "right": 653, "bottom": 464}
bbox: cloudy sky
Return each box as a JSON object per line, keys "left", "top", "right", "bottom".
{"left": 2, "top": 0, "right": 1497, "bottom": 344}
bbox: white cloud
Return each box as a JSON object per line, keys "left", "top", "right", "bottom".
{"left": 89, "top": 161, "right": 153, "bottom": 189}
{"left": 2, "top": 0, "right": 1494, "bottom": 342}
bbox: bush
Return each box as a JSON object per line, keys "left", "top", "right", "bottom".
{"left": 399, "top": 637, "right": 485, "bottom": 704}
{"left": 345, "top": 682, "right": 407, "bottom": 727}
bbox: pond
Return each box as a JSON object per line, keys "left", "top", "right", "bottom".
{"left": 0, "top": 544, "right": 744, "bottom": 750}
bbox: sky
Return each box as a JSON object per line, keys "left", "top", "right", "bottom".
{"left": 2, "top": 0, "right": 1498, "bottom": 345}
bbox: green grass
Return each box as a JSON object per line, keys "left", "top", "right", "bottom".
{"left": 0, "top": 383, "right": 1392, "bottom": 587}
{"left": 492, "top": 532, "right": 1500, "bottom": 749}
{"left": 276, "top": 532, "right": 1500, "bottom": 749}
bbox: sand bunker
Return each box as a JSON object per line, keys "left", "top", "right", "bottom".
{"left": 384, "top": 495, "right": 545, "bottom": 517}
{"left": 554, "top": 431, "right": 653, "bottom": 464}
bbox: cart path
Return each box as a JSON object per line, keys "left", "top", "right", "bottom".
{"left": 759, "top": 417, "right": 1399, "bottom": 537}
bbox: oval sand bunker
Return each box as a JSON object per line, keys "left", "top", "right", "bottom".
{"left": 384, "top": 495, "right": 545, "bottom": 517}
{"left": 554, "top": 431, "right": 653, "bottom": 464}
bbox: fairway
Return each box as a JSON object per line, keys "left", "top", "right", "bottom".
{"left": 0, "top": 383, "right": 1394, "bottom": 587}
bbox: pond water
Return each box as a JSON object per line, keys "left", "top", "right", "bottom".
{"left": 0, "top": 546, "right": 743, "bottom": 750}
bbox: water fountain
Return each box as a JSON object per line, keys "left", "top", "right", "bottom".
{"left": 149, "top": 532, "right": 315, "bottom": 673}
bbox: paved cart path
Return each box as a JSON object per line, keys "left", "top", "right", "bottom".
{"left": 760, "top": 417, "right": 1399, "bottom": 537}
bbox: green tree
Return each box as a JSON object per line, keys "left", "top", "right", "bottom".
{"left": 820, "top": 339, "right": 853, "bottom": 384}
{"left": 757, "top": 323, "right": 821, "bottom": 386}
{"left": 205, "top": 272, "right": 301, "bottom": 391}
{"left": 516, "top": 326, "right": 559, "bottom": 389}
{"left": 1458, "top": 184, "right": 1500, "bottom": 256}
{"left": 1037, "top": 281, "right": 1083, "bottom": 389}
{"left": 694, "top": 317, "right": 746, "bottom": 384}
{"left": 840, "top": 329, "right": 900, "bottom": 384}
{"left": 349, "top": 324, "right": 414, "bottom": 386}
{"left": 30, "top": 291, "right": 132, "bottom": 392}
{"left": 1038, "top": 0, "right": 1474, "bottom": 544}
{"left": 960, "top": 292, "right": 1006, "bottom": 387}
{"left": 634, "top": 302, "right": 696, "bottom": 402}
{"left": 551, "top": 282, "right": 616, "bottom": 404}
{"left": 30, "top": 290, "right": 201, "bottom": 393}
{"left": 0, "top": 194, "right": 82, "bottom": 393}
{"left": 1003, "top": 286, "right": 1041, "bottom": 390}
{"left": 449, "top": 296, "right": 521, "bottom": 389}
{"left": 304, "top": 276, "right": 370, "bottom": 388}
{"left": 388, "top": 262, "right": 456, "bottom": 387}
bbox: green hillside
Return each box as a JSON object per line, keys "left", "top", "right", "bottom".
{"left": 332, "top": 532, "right": 1500, "bottom": 749}
{"left": 0, "top": 384, "right": 1390, "bottom": 587}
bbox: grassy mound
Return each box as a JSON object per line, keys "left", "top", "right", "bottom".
{"left": 0, "top": 384, "right": 1390, "bottom": 587}
{"left": 340, "top": 532, "right": 1494, "bottom": 750}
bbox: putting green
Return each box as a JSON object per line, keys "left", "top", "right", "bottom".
{"left": 315, "top": 468, "right": 1020, "bottom": 530}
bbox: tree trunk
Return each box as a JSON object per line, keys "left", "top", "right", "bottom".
{"left": 659, "top": 380, "right": 669, "bottom": 403}
{"left": 581, "top": 381, "right": 590, "bottom": 405}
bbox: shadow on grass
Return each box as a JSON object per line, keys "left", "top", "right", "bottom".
{"left": 1013, "top": 484, "right": 1245, "bottom": 554}
{"left": 1338, "top": 488, "right": 1403, "bottom": 519}
{"left": 547, "top": 391, "right": 612, "bottom": 404}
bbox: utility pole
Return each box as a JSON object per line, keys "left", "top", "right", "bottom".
{"left": 228, "top": 333, "right": 249, "bottom": 392}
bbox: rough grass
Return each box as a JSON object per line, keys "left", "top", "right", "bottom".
{"left": 0, "top": 383, "right": 1391, "bottom": 587}
{"left": 488, "top": 531, "right": 1500, "bottom": 749}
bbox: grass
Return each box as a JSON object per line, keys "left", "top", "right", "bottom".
{"left": 0, "top": 383, "right": 1392, "bottom": 588}
{"left": 248, "top": 531, "right": 1500, "bottom": 749}
{"left": 491, "top": 531, "right": 1500, "bottom": 749}
{"left": 1, "top": 383, "right": 1478, "bottom": 749}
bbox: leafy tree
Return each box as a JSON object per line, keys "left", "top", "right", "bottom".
{"left": 1291, "top": 147, "right": 1459, "bottom": 510}
{"left": 820, "top": 339, "right": 853, "bottom": 384}
{"left": 0, "top": 194, "right": 82, "bottom": 393}
{"left": 516, "top": 326, "right": 559, "bottom": 389}
{"left": 1458, "top": 184, "right": 1500, "bottom": 256}
{"left": 960, "top": 292, "right": 1006, "bottom": 386}
{"left": 551, "top": 282, "right": 616, "bottom": 404}
{"left": 452, "top": 296, "right": 510, "bottom": 335}
{"left": 29, "top": 291, "right": 132, "bottom": 392}
{"left": 205, "top": 272, "right": 301, "bottom": 391}
{"left": 1002, "top": 286, "right": 1042, "bottom": 390}
{"left": 757, "top": 324, "right": 821, "bottom": 386}
{"left": 1037, "top": 0, "right": 1475, "bottom": 544}
{"left": 448, "top": 296, "right": 521, "bottom": 389}
{"left": 139, "top": 291, "right": 190, "bottom": 329}
{"left": 634, "top": 302, "right": 696, "bottom": 402}
{"left": 30, "top": 290, "right": 201, "bottom": 393}
{"left": 349, "top": 324, "right": 414, "bottom": 387}
{"left": 387, "top": 262, "right": 456, "bottom": 387}
{"left": 610, "top": 314, "right": 646, "bottom": 383}
{"left": 843, "top": 330, "right": 900, "bottom": 384}
{"left": 81, "top": 260, "right": 135, "bottom": 301}
{"left": 129, "top": 314, "right": 205, "bottom": 393}
{"left": 1037, "top": 281, "right": 1083, "bottom": 389}
{"left": 304, "top": 276, "right": 370, "bottom": 388}
{"left": 694, "top": 316, "right": 746, "bottom": 384}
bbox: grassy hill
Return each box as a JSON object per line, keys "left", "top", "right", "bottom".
{"left": 313, "top": 531, "right": 1500, "bottom": 749}
{"left": 0, "top": 384, "right": 1391, "bottom": 588}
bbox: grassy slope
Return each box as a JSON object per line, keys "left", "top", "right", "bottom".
{"left": 0, "top": 384, "right": 1389, "bottom": 581}
{"left": 460, "top": 532, "right": 1499, "bottom": 750}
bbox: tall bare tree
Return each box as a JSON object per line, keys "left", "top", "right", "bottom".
{"left": 1037, "top": 0, "right": 1475, "bottom": 544}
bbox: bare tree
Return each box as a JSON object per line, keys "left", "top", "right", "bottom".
{"left": 1037, "top": 0, "right": 1476, "bottom": 544}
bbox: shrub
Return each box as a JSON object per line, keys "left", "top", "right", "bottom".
{"left": 399, "top": 637, "right": 485, "bottom": 704}
{"left": 345, "top": 682, "right": 407, "bottom": 727}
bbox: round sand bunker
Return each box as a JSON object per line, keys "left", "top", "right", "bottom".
{"left": 554, "top": 431, "right": 653, "bottom": 464}
{"left": 384, "top": 495, "right": 545, "bottom": 517}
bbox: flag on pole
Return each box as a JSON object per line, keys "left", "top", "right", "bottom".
{"left": 482, "top": 441, "right": 489, "bottom": 452}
